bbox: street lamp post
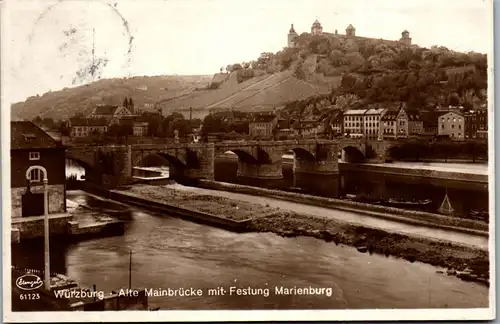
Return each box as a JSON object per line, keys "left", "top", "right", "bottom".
{"left": 26, "top": 166, "right": 50, "bottom": 291}
{"left": 43, "top": 176, "right": 50, "bottom": 291}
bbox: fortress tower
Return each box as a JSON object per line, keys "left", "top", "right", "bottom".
{"left": 311, "top": 19, "right": 323, "bottom": 36}
{"left": 346, "top": 24, "right": 356, "bottom": 37}
{"left": 400, "top": 30, "right": 412, "bottom": 46}
{"left": 288, "top": 24, "right": 299, "bottom": 47}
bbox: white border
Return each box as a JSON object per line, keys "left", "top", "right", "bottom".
{"left": 2, "top": 0, "right": 496, "bottom": 322}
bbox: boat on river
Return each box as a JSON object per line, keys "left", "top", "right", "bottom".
{"left": 344, "top": 194, "right": 383, "bottom": 204}
{"left": 345, "top": 194, "right": 432, "bottom": 208}
{"left": 381, "top": 198, "right": 432, "bottom": 209}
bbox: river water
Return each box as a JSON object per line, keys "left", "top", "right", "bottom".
{"left": 13, "top": 190, "right": 489, "bottom": 310}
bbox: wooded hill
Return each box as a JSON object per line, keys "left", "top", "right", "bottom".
{"left": 12, "top": 32, "right": 487, "bottom": 122}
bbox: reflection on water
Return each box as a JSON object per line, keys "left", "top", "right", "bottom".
{"left": 214, "top": 160, "right": 489, "bottom": 218}
{"left": 12, "top": 191, "right": 489, "bottom": 310}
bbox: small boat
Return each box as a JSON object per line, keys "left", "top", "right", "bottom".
{"left": 289, "top": 187, "right": 306, "bottom": 193}
{"left": 438, "top": 191, "right": 454, "bottom": 215}
{"left": 382, "top": 198, "right": 432, "bottom": 209}
{"left": 345, "top": 194, "right": 382, "bottom": 204}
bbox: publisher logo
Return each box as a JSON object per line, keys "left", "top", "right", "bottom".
{"left": 16, "top": 274, "right": 43, "bottom": 290}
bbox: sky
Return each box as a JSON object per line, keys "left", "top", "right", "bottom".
{"left": 1, "top": 0, "right": 492, "bottom": 103}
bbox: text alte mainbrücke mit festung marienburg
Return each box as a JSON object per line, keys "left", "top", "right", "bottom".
{"left": 141, "top": 286, "right": 334, "bottom": 298}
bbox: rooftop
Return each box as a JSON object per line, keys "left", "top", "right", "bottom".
{"left": 11, "top": 121, "right": 63, "bottom": 150}
{"left": 381, "top": 110, "right": 399, "bottom": 121}
{"left": 344, "top": 109, "right": 368, "bottom": 115}
{"left": 92, "top": 104, "right": 120, "bottom": 116}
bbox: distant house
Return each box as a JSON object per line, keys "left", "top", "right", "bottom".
{"left": 344, "top": 108, "right": 385, "bottom": 139}
{"left": 249, "top": 112, "right": 278, "bottom": 138}
{"left": 406, "top": 110, "right": 424, "bottom": 136}
{"left": 380, "top": 109, "right": 399, "bottom": 139}
{"left": 69, "top": 117, "right": 108, "bottom": 138}
{"left": 464, "top": 109, "right": 488, "bottom": 140}
{"left": 328, "top": 109, "right": 344, "bottom": 136}
{"left": 438, "top": 111, "right": 465, "bottom": 140}
{"left": 11, "top": 121, "right": 67, "bottom": 218}
{"left": 88, "top": 104, "right": 136, "bottom": 125}
{"left": 132, "top": 122, "right": 149, "bottom": 137}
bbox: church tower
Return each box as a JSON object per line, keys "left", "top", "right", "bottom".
{"left": 400, "top": 30, "right": 412, "bottom": 46}
{"left": 346, "top": 24, "right": 356, "bottom": 37}
{"left": 288, "top": 24, "right": 298, "bottom": 47}
{"left": 311, "top": 19, "right": 323, "bottom": 36}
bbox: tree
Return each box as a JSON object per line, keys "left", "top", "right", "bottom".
{"left": 128, "top": 98, "right": 134, "bottom": 110}
{"left": 201, "top": 114, "right": 229, "bottom": 136}
{"left": 231, "top": 63, "right": 243, "bottom": 71}
{"left": 42, "top": 117, "right": 55, "bottom": 129}
{"left": 123, "top": 98, "right": 129, "bottom": 108}
{"left": 56, "top": 120, "right": 71, "bottom": 136}
{"left": 463, "top": 140, "right": 487, "bottom": 162}
{"left": 32, "top": 116, "right": 43, "bottom": 125}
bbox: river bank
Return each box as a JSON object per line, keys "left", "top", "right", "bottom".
{"left": 111, "top": 184, "right": 489, "bottom": 286}
{"left": 195, "top": 180, "right": 489, "bottom": 235}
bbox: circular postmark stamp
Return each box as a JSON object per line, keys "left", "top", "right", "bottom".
{"left": 25, "top": 0, "right": 134, "bottom": 86}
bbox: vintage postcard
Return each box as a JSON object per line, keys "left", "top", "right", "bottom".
{"left": 1, "top": 0, "right": 495, "bottom": 322}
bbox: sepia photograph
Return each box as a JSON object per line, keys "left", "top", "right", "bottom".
{"left": 2, "top": 0, "right": 495, "bottom": 321}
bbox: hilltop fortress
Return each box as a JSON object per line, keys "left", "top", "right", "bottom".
{"left": 287, "top": 19, "right": 412, "bottom": 48}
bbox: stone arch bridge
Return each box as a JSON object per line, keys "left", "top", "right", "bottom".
{"left": 66, "top": 139, "right": 394, "bottom": 187}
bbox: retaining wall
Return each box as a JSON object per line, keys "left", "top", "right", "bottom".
{"left": 12, "top": 214, "right": 74, "bottom": 240}
{"left": 107, "top": 190, "right": 252, "bottom": 232}
{"left": 67, "top": 220, "right": 125, "bottom": 239}
{"left": 195, "top": 180, "right": 489, "bottom": 236}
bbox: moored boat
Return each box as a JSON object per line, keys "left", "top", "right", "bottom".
{"left": 381, "top": 198, "right": 432, "bottom": 209}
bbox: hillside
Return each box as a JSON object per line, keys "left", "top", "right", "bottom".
{"left": 162, "top": 69, "right": 333, "bottom": 119}
{"left": 247, "top": 34, "right": 488, "bottom": 116}
{"left": 10, "top": 75, "right": 213, "bottom": 120}
{"left": 11, "top": 32, "right": 487, "bottom": 122}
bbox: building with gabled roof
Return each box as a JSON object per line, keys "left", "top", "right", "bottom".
{"left": 89, "top": 103, "right": 137, "bottom": 125}
{"left": 10, "top": 121, "right": 67, "bottom": 218}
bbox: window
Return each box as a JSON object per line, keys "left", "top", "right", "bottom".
{"left": 29, "top": 152, "right": 40, "bottom": 160}
{"left": 441, "top": 125, "right": 444, "bottom": 129}
{"left": 458, "top": 125, "right": 461, "bottom": 130}
{"left": 451, "top": 125, "right": 455, "bottom": 129}
{"left": 29, "top": 168, "right": 41, "bottom": 182}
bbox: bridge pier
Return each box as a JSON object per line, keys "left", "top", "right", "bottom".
{"left": 184, "top": 144, "right": 215, "bottom": 181}
{"left": 236, "top": 160, "right": 283, "bottom": 180}
{"left": 101, "top": 145, "right": 133, "bottom": 187}
{"left": 292, "top": 145, "right": 340, "bottom": 196}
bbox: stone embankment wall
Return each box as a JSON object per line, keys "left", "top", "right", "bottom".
{"left": 195, "top": 180, "right": 489, "bottom": 236}
{"left": 12, "top": 214, "right": 73, "bottom": 241}
{"left": 67, "top": 220, "right": 125, "bottom": 238}
{"left": 107, "top": 190, "right": 252, "bottom": 232}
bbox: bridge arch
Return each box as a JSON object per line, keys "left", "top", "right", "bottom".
{"left": 133, "top": 152, "right": 188, "bottom": 179}
{"left": 218, "top": 149, "right": 258, "bottom": 164}
{"left": 288, "top": 147, "right": 316, "bottom": 161}
{"left": 340, "top": 146, "right": 365, "bottom": 163}
{"left": 65, "top": 157, "right": 92, "bottom": 178}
